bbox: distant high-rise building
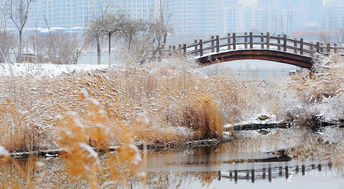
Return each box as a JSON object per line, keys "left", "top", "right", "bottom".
{"left": 169, "top": 0, "right": 240, "bottom": 38}
{"left": 25, "top": 0, "right": 111, "bottom": 30}
{"left": 3, "top": 0, "right": 342, "bottom": 40}
{"left": 255, "top": 0, "right": 323, "bottom": 33}
{"left": 169, "top": 0, "right": 222, "bottom": 36}
{"left": 324, "top": 1, "right": 344, "bottom": 30}
{"left": 113, "top": 0, "right": 158, "bottom": 20}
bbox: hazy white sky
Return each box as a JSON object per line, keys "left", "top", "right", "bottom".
{"left": 239, "top": 0, "right": 258, "bottom": 6}
{"left": 239, "top": 0, "right": 329, "bottom": 6}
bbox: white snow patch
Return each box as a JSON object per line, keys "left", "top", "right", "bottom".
{"left": 79, "top": 143, "right": 98, "bottom": 158}
{"left": 223, "top": 131, "right": 231, "bottom": 136}
{"left": 0, "top": 63, "right": 109, "bottom": 77}
{"left": 315, "top": 94, "right": 344, "bottom": 121}
{"left": 229, "top": 112, "right": 279, "bottom": 126}
{"left": 0, "top": 146, "right": 10, "bottom": 156}
{"left": 101, "top": 181, "right": 117, "bottom": 188}
{"left": 36, "top": 161, "right": 46, "bottom": 167}
{"left": 128, "top": 144, "right": 142, "bottom": 165}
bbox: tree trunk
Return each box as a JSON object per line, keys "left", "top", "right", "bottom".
{"left": 18, "top": 29, "right": 22, "bottom": 62}
{"left": 108, "top": 33, "right": 111, "bottom": 67}
{"left": 157, "top": 37, "right": 162, "bottom": 62}
{"left": 128, "top": 35, "right": 132, "bottom": 53}
{"left": 96, "top": 36, "right": 101, "bottom": 65}
{"left": 163, "top": 33, "right": 167, "bottom": 44}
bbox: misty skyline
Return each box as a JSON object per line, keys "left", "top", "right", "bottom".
{"left": 1, "top": 0, "right": 344, "bottom": 42}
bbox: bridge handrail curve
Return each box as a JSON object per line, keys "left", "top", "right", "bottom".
{"left": 153, "top": 32, "right": 344, "bottom": 59}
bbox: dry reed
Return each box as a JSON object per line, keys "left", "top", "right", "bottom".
{"left": 0, "top": 58, "right": 246, "bottom": 151}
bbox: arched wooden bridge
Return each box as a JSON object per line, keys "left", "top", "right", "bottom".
{"left": 158, "top": 32, "right": 344, "bottom": 69}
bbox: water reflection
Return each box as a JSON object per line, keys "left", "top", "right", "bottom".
{"left": 220, "top": 163, "right": 333, "bottom": 183}
{"left": 139, "top": 162, "right": 343, "bottom": 189}
{"left": 1, "top": 144, "right": 343, "bottom": 188}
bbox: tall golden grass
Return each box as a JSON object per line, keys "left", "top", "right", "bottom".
{"left": 0, "top": 97, "right": 42, "bottom": 152}
{"left": 1, "top": 55, "right": 344, "bottom": 151}
{"left": 1, "top": 55, "right": 344, "bottom": 187}
{"left": 4, "top": 55, "right": 343, "bottom": 152}
{"left": 0, "top": 58, "right": 246, "bottom": 151}
{"left": 182, "top": 94, "right": 223, "bottom": 139}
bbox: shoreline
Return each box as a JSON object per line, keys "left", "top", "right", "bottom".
{"left": 8, "top": 123, "right": 344, "bottom": 160}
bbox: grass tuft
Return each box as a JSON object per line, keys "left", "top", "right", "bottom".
{"left": 182, "top": 95, "right": 224, "bottom": 139}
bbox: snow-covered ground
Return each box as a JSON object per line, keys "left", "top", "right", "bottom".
{"left": 0, "top": 63, "right": 109, "bottom": 77}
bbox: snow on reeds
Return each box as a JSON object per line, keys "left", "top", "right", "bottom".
{"left": 287, "top": 54, "right": 344, "bottom": 123}
{"left": 1, "top": 55, "right": 344, "bottom": 187}
{"left": 181, "top": 94, "right": 224, "bottom": 139}
{"left": 2, "top": 55, "right": 344, "bottom": 152}
{"left": 0, "top": 57, "right": 239, "bottom": 152}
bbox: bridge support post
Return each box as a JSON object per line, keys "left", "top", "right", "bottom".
{"left": 266, "top": 32, "right": 270, "bottom": 49}
{"left": 211, "top": 35, "right": 215, "bottom": 53}
{"left": 294, "top": 39, "right": 297, "bottom": 54}
{"left": 310, "top": 42, "right": 314, "bottom": 51}
{"left": 283, "top": 35, "right": 287, "bottom": 52}
{"left": 268, "top": 167, "right": 272, "bottom": 182}
{"left": 199, "top": 39, "right": 203, "bottom": 57}
{"left": 277, "top": 35, "right": 281, "bottom": 51}
{"left": 251, "top": 169, "right": 255, "bottom": 183}
{"left": 227, "top": 33, "right": 231, "bottom": 50}
{"left": 244, "top": 32, "right": 248, "bottom": 49}
{"left": 216, "top": 35, "right": 220, "bottom": 52}
{"left": 300, "top": 38, "right": 304, "bottom": 55}
{"left": 249, "top": 32, "right": 253, "bottom": 49}
{"left": 261, "top": 33, "right": 264, "bottom": 49}
{"left": 233, "top": 33, "right": 236, "bottom": 50}
{"left": 194, "top": 40, "right": 198, "bottom": 51}
{"left": 316, "top": 42, "right": 320, "bottom": 53}
{"left": 334, "top": 43, "right": 338, "bottom": 53}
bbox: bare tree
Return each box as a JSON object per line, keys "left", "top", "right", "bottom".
{"left": 9, "top": 0, "right": 32, "bottom": 61}
{"left": 98, "top": 13, "right": 126, "bottom": 66}
{"left": 30, "top": 16, "right": 83, "bottom": 64}
{"left": 84, "top": 0, "right": 173, "bottom": 65}
{"left": 0, "top": 32, "right": 15, "bottom": 63}
{"left": 156, "top": 0, "right": 172, "bottom": 46}
{"left": 119, "top": 18, "right": 146, "bottom": 53}
{"left": 85, "top": 17, "right": 105, "bottom": 65}
{"left": 0, "top": 1, "right": 16, "bottom": 62}
{"left": 139, "top": 0, "right": 173, "bottom": 64}
{"left": 38, "top": 33, "right": 83, "bottom": 64}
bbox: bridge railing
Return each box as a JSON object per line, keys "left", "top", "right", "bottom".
{"left": 147, "top": 32, "right": 344, "bottom": 57}
{"left": 146, "top": 32, "right": 344, "bottom": 59}
{"left": 185, "top": 32, "right": 344, "bottom": 57}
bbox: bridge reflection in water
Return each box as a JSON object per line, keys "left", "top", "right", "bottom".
{"left": 218, "top": 162, "right": 333, "bottom": 183}
{"left": 142, "top": 161, "right": 341, "bottom": 188}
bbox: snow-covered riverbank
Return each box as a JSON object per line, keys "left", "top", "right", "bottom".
{"left": 0, "top": 63, "right": 109, "bottom": 77}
